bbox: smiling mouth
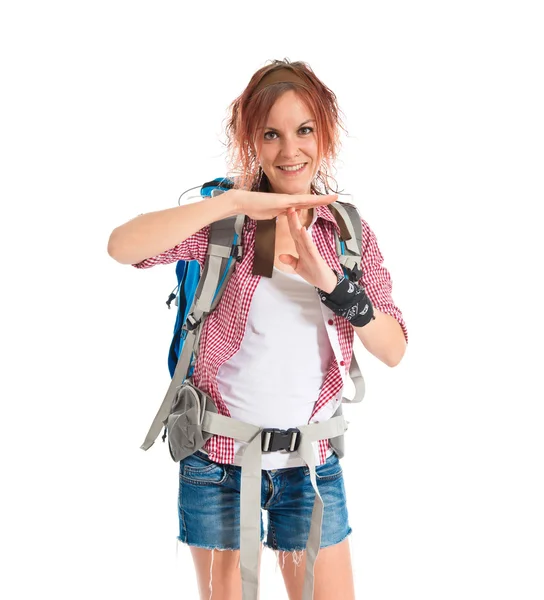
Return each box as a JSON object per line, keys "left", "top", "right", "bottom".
{"left": 277, "top": 163, "right": 307, "bottom": 173}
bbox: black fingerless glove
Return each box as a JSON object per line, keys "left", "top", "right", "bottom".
{"left": 316, "top": 271, "right": 375, "bottom": 327}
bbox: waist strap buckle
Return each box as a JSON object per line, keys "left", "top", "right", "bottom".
{"left": 261, "top": 428, "right": 300, "bottom": 453}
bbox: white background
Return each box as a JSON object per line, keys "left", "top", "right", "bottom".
{"left": 1, "top": 1, "right": 543, "bottom": 599}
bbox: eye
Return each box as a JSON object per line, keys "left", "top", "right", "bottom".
{"left": 263, "top": 126, "right": 314, "bottom": 141}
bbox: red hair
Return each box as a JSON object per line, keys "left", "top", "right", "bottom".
{"left": 223, "top": 59, "right": 347, "bottom": 194}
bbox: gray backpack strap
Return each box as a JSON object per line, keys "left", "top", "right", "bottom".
{"left": 202, "top": 412, "right": 348, "bottom": 600}
{"left": 329, "top": 201, "right": 363, "bottom": 276}
{"left": 327, "top": 201, "right": 366, "bottom": 404}
{"left": 326, "top": 202, "right": 366, "bottom": 458}
{"left": 295, "top": 417, "right": 347, "bottom": 599}
{"left": 345, "top": 352, "right": 365, "bottom": 403}
{"left": 140, "top": 212, "right": 245, "bottom": 451}
{"left": 191, "top": 214, "right": 244, "bottom": 360}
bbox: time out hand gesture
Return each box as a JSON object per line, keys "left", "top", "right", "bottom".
{"left": 233, "top": 189, "right": 338, "bottom": 221}
{"left": 278, "top": 208, "right": 338, "bottom": 292}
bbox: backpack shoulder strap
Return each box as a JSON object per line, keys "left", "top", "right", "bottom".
{"left": 329, "top": 201, "right": 363, "bottom": 281}
{"left": 204, "top": 212, "right": 245, "bottom": 312}
{"left": 327, "top": 201, "right": 367, "bottom": 406}
{"left": 140, "top": 188, "right": 243, "bottom": 451}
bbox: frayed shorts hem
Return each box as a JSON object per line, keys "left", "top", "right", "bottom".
{"left": 262, "top": 527, "right": 353, "bottom": 553}
{"left": 176, "top": 530, "right": 352, "bottom": 553}
{"left": 176, "top": 536, "right": 240, "bottom": 551}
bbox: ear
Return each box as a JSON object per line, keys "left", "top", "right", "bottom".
{"left": 251, "top": 135, "right": 262, "bottom": 160}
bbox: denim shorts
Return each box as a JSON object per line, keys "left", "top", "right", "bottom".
{"left": 177, "top": 449, "right": 352, "bottom": 552}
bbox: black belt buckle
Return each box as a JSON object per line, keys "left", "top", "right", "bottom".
{"left": 261, "top": 428, "right": 300, "bottom": 453}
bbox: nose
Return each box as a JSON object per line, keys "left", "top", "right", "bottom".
{"left": 280, "top": 135, "right": 301, "bottom": 160}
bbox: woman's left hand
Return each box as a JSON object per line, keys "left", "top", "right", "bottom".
{"left": 278, "top": 208, "right": 338, "bottom": 293}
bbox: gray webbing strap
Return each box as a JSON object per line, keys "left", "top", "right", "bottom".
{"left": 190, "top": 253, "right": 223, "bottom": 359}
{"left": 344, "top": 352, "right": 365, "bottom": 404}
{"left": 202, "top": 412, "right": 347, "bottom": 600}
{"left": 339, "top": 254, "right": 360, "bottom": 273}
{"left": 240, "top": 434, "right": 263, "bottom": 599}
{"left": 209, "top": 214, "right": 245, "bottom": 312}
{"left": 330, "top": 201, "right": 363, "bottom": 274}
{"left": 207, "top": 243, "right": 233, "bottom": 258}
{"left": 140, "top": 215, "right": 244, "bottom": 451}
{"left": 140, "top": 327, "right": 199, "bottom": 451}
{"left": 331, "top": 202, "right": 362, "bottom": 257}
{"left": 140, "top": 255, "right": 223, "bottom": 451}
{"left": 296, "top": 417, "right": 347, "bottom": 600}
{"left": 328, "top": 202, "right": 366, "bottom": 405}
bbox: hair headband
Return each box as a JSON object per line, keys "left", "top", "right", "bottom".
{"left": 252, "top": 68, "right": 310, "bottom": 95}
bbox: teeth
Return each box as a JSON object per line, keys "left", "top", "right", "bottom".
{"left": 279, "top": 163, "right": 305, "bottom": 172}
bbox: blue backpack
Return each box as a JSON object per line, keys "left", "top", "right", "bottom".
{"left": 165, "top": 177, "right": 236, "bottom": 378}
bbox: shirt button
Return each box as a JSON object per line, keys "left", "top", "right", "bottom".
{"left": 340, "top": 360, "right": 345, "bottom": 367}
{"left": 328, "top": 319, "right": 334, "bottom": 326}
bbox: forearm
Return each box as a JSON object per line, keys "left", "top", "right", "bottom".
{"left": 353, "top": 309, "right": 406, "bottom": 367}
{"left": 107, "top": 189, "right": 239, "bottom": 265}
{"left": 317, "top": 268, "right": 406, "bottom": 367}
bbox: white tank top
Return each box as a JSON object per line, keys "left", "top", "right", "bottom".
{"left": 214, "top": 262, "right": 335, "bottom": 469}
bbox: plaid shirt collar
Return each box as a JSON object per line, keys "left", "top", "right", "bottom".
{"left": 314, "top": 204, "right": 342, "bottom": 235}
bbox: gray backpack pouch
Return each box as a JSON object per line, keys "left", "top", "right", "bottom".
{"left": 166, "top": 380, "right": 218, "bottom": 462}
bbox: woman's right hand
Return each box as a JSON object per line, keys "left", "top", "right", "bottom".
{"left": 230, "top": 189, "right": 338, "bottom": 221}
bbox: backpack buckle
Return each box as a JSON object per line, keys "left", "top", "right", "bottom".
{"left": 184, "top": 314, "right": 201, "bottom": 332}
{"left": 230, "top": 244, "right": 243, "bottom": 262}
{"left": 347, "top": 264, "right": 362, "bottom": 282}
{"left": 262, "top": 428, "right": 300, "bottom": 453}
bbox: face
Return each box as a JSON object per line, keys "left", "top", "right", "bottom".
{"left": 254, "top": 90, "right": 320, "bottom": 195}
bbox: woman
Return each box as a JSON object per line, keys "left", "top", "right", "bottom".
{"left": 108, "top": 59, "right": 408, "bottom": 600}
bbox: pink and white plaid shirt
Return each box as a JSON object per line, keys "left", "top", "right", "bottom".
{"left": 133, "top": 204, "right": 408, "bottom": 465}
